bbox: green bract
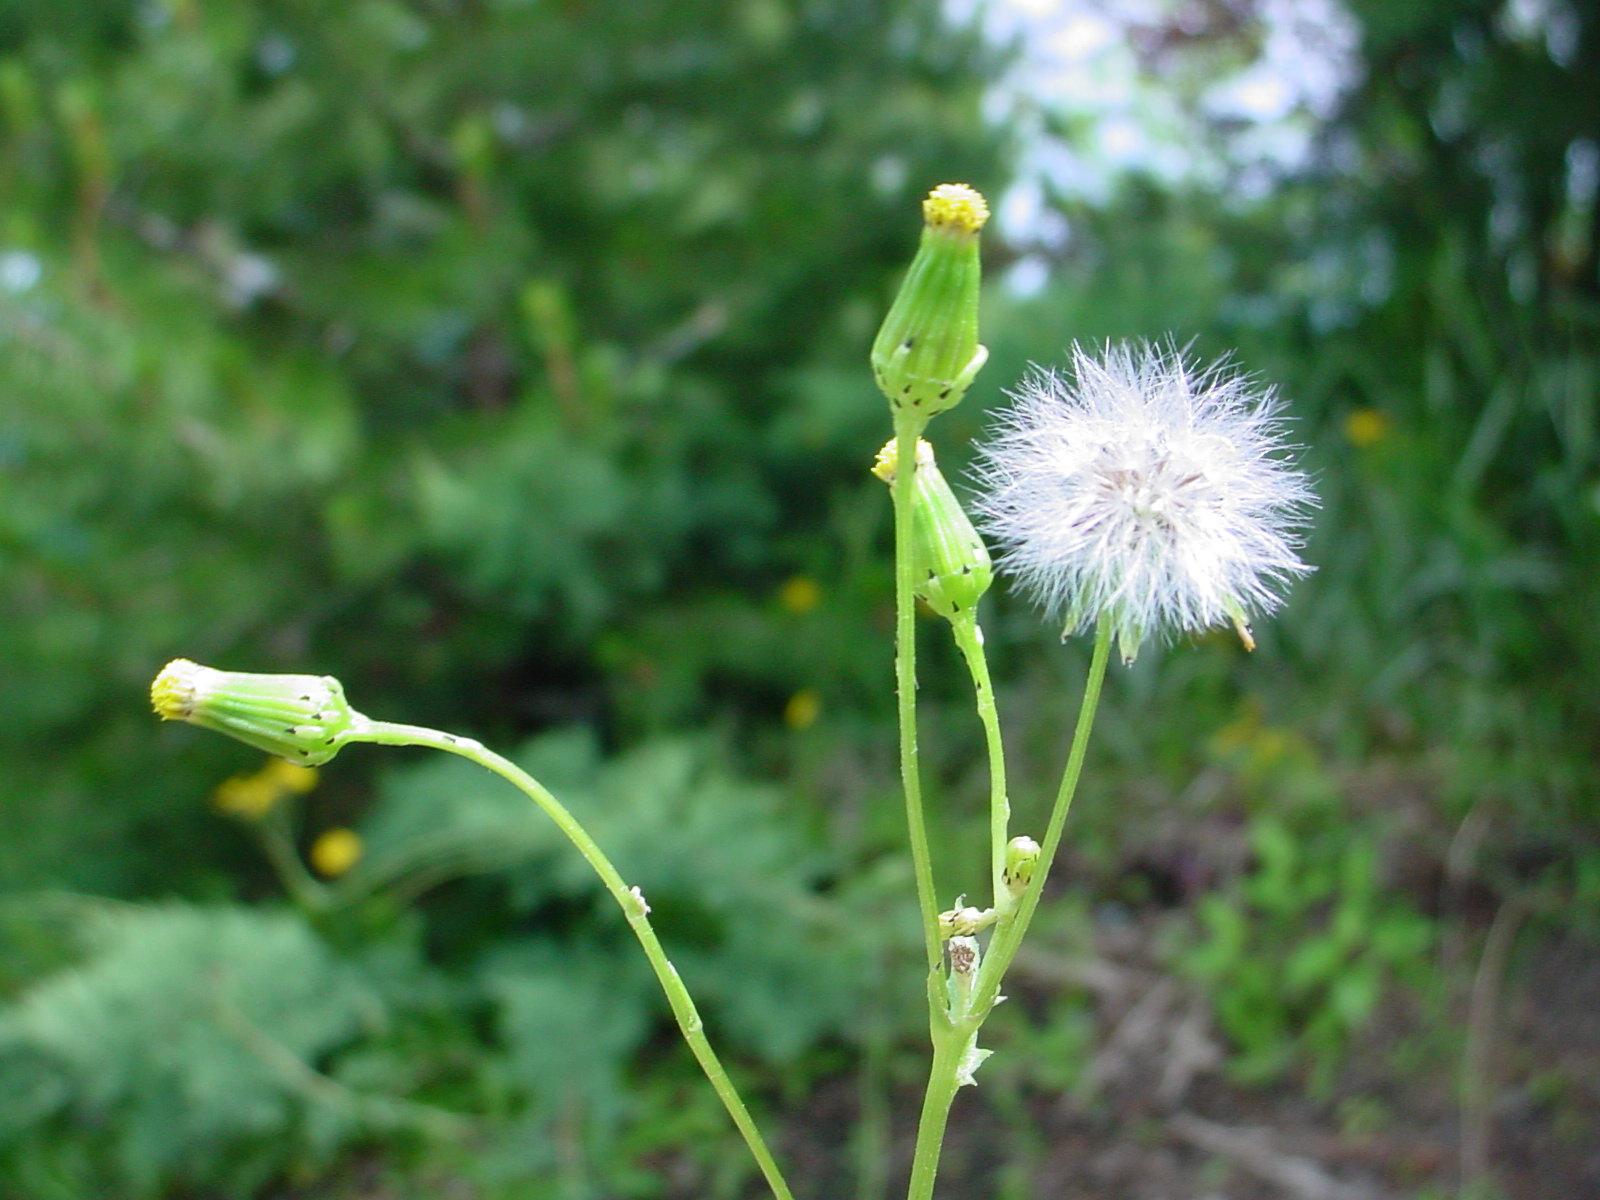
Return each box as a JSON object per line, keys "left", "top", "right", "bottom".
{"left": 874, "top": 437, "right": 992, "bottom": 621}
{"left": 151, "top": 659, "right": 360, "bottom": 766}
{"left": 871, "top": 183, "right": 989, "bottom": 418}
{"left": 1002, "top": 835, "right": 1041, "bottom": 898}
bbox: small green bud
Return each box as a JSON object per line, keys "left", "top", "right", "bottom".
{"left": 1002, "top": 835, "right": 1041, "bottom": 898}
{"left": 151, "top": 659, "right": 360, "bottom": 766}
{"left": 873, "top": 437, "right": 992, "bottom": 621}
{"left": 871, "top": 183, "right": 989, "bottom": 418}
{"left": 938, "top": 903, "right": 996, "bottom": 937}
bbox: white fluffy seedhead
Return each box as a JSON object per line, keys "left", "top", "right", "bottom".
{"left": 973, "top": 343, "right": 1314, "bottom": 663}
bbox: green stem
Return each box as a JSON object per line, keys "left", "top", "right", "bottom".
{"left": 892, "top": 413, "right": 942, "bottom": 973}
{"left": 904, "top": 1027, "right": 969, "bottom": 1200}
{"left": 350, "top": 719, "right": 795, "bottom": 1200}
{"left": 970, "top": 614, "right": 1113, "bottom": 1019}
{"left": 900, "top": 615, "right": 1113, "bottom": 1200}
{"left": 950, "top": 613, "right": 1008, "bottom": 915}
{"left": 257, "top": 803, "right": 328, "bottom": 912}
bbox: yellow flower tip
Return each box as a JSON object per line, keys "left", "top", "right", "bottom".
{"left": 151, "top": 658, "right": 204, "bottom": 721}
{"left": 310, "top": 828, "right": 363, "bottom": 878}
{"left": 871, "top": 441, "right": 896, "bottom": 483}
{"left": 1343, "top": 407, "right": 1391, "bottom": 448}
{"left": 777, "top": 575, "right": 822, "bottom": 615}
{"left": 870, "top": 436, "right": 934, "bottom": 485}
{"left": 922, "top": 183, "right": 989, "bottom": 234}
{"left": 783, "top": 688, "right": 822, "bottom": 731}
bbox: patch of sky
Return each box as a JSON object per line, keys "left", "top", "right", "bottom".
{"left": 951, "top": 0, "right": 1360, "bottom": 291}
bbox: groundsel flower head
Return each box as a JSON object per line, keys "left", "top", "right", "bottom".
{"left": 151, "top": 658, "right": 361, "bottom": 765}
{"left": 973, "top": 343, "right": 1314, "bottom": 664}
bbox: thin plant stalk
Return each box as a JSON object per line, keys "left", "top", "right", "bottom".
{"left": 903, "top": 614, "right": 1114, "bottom": 1200}
{"left": 972, "top": 614, "right": 1113, "bottom": 1016}
{"left": 950, "top": 612, "right": 1008, "bottom": 914}
{"left": 350, "top": 719, "right": 796, "bottom": 1200}
{"left": 892, "top": 412, "right": 943, "bottom": 973}
{"left": 904, "top": 1026, "right": 969, "bottom": 1200}
{"left": 257, "top": 802, "right": 328, "bottom": 912}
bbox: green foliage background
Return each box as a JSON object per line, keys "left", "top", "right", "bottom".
{"left": 2, "top": 1, "right": 1597, "bottom": 1197}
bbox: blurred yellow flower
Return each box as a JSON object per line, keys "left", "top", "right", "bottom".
{"left": 1212, "top": 699, "right": 1312, "bottom": 774}
{"left": 1211, "top": 699, "right": 1265, "bottom": 755}
{"left": 310, "top": 828, "right": 363, "bottom": 878}
{"left": 1343, "top": 408, "right": 1391, "bottom": 448}
{"left": 1259, "top": 728, "right": 1299, "bottom": 766}
{"left": 777, "top": 575, "right": 822, "bottom": 615}
{"left": 212, "top": 772, "right": 281, "bottom": 820}
{"left": 784, "top": 688, "right": 821, "bottom": 730}
{"left": 211, "top": 758, "right": 319, "bottom": 820}
{"left": 264, "top": 759, "right": 319, "bottom": 794}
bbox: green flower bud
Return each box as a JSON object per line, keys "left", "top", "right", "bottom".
{"left": 151, "top": 659, "right": 360, "bottom": 766}
{"left": 871, "top": 183, "right": 989, "bottom": 418}
{"left": 938, "top": 903, "right": 996, "bottom": 938}
{"left": 1002, "top": 835, "right": 1041, "bottom": 898}
{"left": 874, "top": 437, "right": 992, "bottom": 620}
